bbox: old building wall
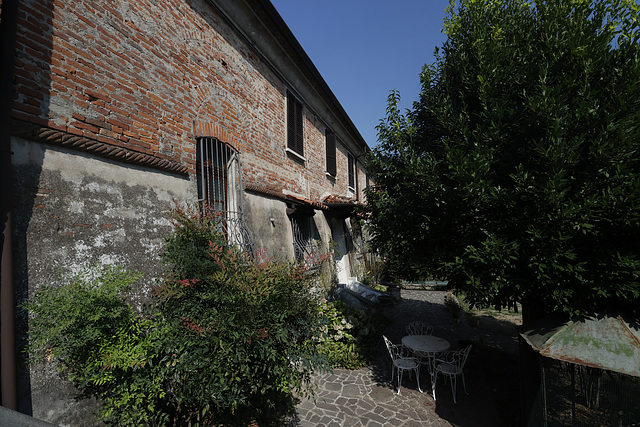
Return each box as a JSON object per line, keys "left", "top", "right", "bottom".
{"left": 9, "top": 0, "right": 370, "bottom": 422}
{"left": 13, "top": 0, "right": 363, "bottom": 204}
{"left": 11, "top": 137, "right": 193, "bottom": 423}
{"left": 243, "top": 192, "right": 294, "bottom": 261}
{"left": 11, "top": 138, "right": 192, "bottom": 285}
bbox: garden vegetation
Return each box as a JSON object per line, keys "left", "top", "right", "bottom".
{"left": 25, "top": 205, "right": 329, "bottom": 426}
{"left": 366, "top": 0, "right": 640, "bottom": 321}
{"left": 25, "top": 205, "right": 388, "bottom": 425}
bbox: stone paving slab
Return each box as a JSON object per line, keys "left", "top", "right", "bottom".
{"left": 290, "top": 289, "right": 521, "bottom": 427}
{"left": 294, "top": 368, "right": 451, "bottom": 427}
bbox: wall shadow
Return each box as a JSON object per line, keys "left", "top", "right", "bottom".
{"left": 369, "top": 290, "right": 521, "bottom": 427}
{"left": 12, "top": 138, "right": 46, "bottom": 415}
{"left": 8, "top": 0, "right": 55, "bottom": 415}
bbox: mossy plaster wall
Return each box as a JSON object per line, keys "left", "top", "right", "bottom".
{"left": 11, "top": 137, "right": 193, "bottom": 424}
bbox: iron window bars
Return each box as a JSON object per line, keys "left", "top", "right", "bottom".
{"left": 196, "top": 136, "right": 254, "bottom": 255}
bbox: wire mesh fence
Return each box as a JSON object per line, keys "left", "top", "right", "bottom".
{"left": 540, "top": 357, "right": 640, "bottom": 426}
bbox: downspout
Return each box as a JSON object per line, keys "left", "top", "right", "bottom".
{"left": 0, "top": 0, "right": 19, "bottom": 411}
{"left": 354, "top": 151, "right": 367, "bottom": 202}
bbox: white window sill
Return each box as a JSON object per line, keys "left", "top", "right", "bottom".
{"left": 285, "top": 147, "right": 306, "bottom": 163}
{"left": 325, "top": 172, "right": 336, "bottom": 179}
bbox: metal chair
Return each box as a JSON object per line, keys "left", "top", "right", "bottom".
{"left": 383, "top": 335, "right": 422, "bottom": 395}
{"left": 433, "top": 344, "right": 472, "bottom": 403}
{"left": 405, "top": 321, "right": 435, "bottom": 368}
{"left": 406, "top": 321, "right": 433, "bottom": 336}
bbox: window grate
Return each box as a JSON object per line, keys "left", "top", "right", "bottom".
{"left": 196, "top": 136, "right": 254, "bottom": 255}
{"left": 291, "top": 217, "right": 324, "bottom": 270}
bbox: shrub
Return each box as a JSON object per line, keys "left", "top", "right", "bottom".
{"left": 23, "top": 265, "right": 168, "bottom": 426}
{"left": 156, "top": 205, "right": 328, "bottom": 424}
{"left": 25, "top": 204, "right": 328, "bottom": 426}
{"left": 316, "top": 300, "right": 389, "bottom": 369}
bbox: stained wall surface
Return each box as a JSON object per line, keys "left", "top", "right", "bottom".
{"left": 9, "top": 0, "right": 369, "bottom": 423}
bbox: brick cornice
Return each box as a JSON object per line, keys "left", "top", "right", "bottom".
{"left": 244, "top": 182, "right": 328, "bottom": 210}
{"left": 244, "top": 182, "right": 284, "bottom": 199}
{"left": 11, "top": 120, "right": 189, "bottom": 175}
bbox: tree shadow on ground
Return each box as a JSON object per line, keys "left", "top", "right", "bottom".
{"left": 370, "top": 291, "right": 521, "bottom": 427}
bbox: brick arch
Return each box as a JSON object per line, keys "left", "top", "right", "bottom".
{"left": 193, "top": 123, "right": 240, "bottom": 152}
{"left": 192, "top": 86, "right": 253, "bottom": 153}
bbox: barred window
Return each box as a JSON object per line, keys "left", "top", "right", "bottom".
{"left": 291, "top": 215, "right": 325, "bottom": 270}
{"left": 197, "top": 137, "right": 229, "bottom": 212}
{"left": 196, "top": 136, "right": 253, "bottom": 254}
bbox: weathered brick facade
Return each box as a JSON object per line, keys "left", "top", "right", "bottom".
{"left": 11, "top": 0, "right": 368, "bottom": 200}
{"left": 2, "top": 0, "right": 370, "bottom": 422}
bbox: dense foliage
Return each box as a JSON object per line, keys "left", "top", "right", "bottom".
{"left": 25, "top": 205, "right": 328, "bottom": 426}
{"left": 366, "top": 0, "right": 640, "bottom": 320}
{"left": 23, "top": 266, "right": 168, "bottom": 425}
{"left": 316, "top": 300, "right": 389, "bottom": 369}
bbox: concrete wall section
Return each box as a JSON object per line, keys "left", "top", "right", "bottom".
{"left": 243, "top": 191, "right": 294, "bottom": 261}
{"left": 11, "top": 137, "right": 192, "bottom": 424}
{"left": 12, "top": 137, "right": 193, "bottom": 284}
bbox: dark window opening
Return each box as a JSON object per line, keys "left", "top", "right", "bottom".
{"left": 287, "top": 91, "right": 304, "bottom": 156}
{"left": 326, "top": 129, "right": 336, "bottom": 176}
{"left": 348, "top": 152, "right": 355, "bottom": 190}
{"left": 290, "top": 214, "right": 324, "bottom": 270}
{"left": 197, "top": 137, "right": 231, "bottom": 212}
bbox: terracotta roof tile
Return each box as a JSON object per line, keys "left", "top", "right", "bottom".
{"left": 244, "top": 183, "right": 327, "bottom": 210}
{"left": 322, "top": 194, "right": 361, "bottom": 206}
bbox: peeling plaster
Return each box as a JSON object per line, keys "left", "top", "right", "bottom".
{"left": 67, "top": 200, "right": 84, "bottom": 214}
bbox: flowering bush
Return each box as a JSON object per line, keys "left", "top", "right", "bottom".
{"left": 25, "top": 204, "right": 329, "bottom": 426}
{"left": 316, "top": 300, "right": 389, "bottom": 369}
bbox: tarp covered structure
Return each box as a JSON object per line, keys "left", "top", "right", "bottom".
{"left": 519, "top": 315, "right": 640, "bottom": 377}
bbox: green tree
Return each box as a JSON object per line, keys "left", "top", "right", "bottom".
{"left": 366, "top": 0, "right": 640, "bottom": 320}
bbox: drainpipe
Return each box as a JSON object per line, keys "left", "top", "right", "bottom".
{"left": 354, "top": 151, "right": 368, "bottom": 202}
{"left": 0, "top": 0, "right": 19, "bottom": 411}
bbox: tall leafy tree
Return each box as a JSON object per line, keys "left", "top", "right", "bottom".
{"left": 366, "top": 0, "right": 640, "bottom": 320}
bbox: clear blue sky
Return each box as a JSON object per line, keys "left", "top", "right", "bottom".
{"left": 270, "top": 0, "right": 452, "bottom": 148}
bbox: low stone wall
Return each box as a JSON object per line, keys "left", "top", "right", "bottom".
{"left": 0, "top": 407, "right": 57, "bottom": 427}
{"left": 335, "top": 281, "right": 385, "bottom": 309}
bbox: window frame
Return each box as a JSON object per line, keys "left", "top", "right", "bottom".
{"left": 325, "top": 129, "right": 337, "bottom": 177}
{"left": 290, "top": 214, "right": 323, "bottom": 270}
{"left": 196, "top": 137, "right": 229, "bottom": 213}
{"left": 195, "top": 136, "right": 254, "bottom": 254}
{"left": 286, "top": 91, "right": 304, "bottom": 158}
{"left": 347, "top": 151, "right": 355, "bottom": 191}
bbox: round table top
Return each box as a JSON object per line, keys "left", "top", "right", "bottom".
{"left": 402, "top": 335, "right": 450, "bottom": 354}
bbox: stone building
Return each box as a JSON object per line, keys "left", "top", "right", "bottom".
{"left": 0, "top": 0, "right": 370, "bottom": 423}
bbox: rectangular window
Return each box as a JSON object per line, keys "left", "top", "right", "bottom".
{"left": 348, "top": 152, "right": 355, "bottom": 190}
{"left": 291, "top": 215, "right": 323, "bottom": 270}
{"left": 326, "top": 129, "right": 336, "bottom": 176}
{"left": 197, "top": 137, "right": 228, "bottom": 212}
{"left": 196, "top": 136, "right": 254, "bottom": 254}
{"left": 287, "top": 91, "right": 304, "bottom": 157}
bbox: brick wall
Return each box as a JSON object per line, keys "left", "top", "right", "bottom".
{"left": 9, "top": 0, "right": 370, "bottom": 421}
{"left": 12, "top": 0, "right": 368, "bottom": 204}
